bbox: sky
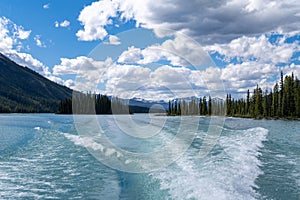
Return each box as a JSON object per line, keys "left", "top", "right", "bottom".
{"left": 0, "top": 0, "right": 300, "bottom": 100}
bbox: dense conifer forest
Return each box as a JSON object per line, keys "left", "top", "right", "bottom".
{"left": 168, "top": 72, "right": 300, "bottom": 119}
{"left": 57, "top": 93, "right": 157, "bottom": 114}
{"left": 58, "top": 93, "right": 130, "bottom": 114}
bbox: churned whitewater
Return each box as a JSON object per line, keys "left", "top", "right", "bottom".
{"left": 0, "top": 114, "right": 299, "bottom": 199}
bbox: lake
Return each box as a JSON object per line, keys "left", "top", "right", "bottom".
{"left": 0, "top": 114, "right": 299, "bottom": 199}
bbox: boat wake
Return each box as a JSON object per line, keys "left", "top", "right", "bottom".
{"left": 150, "top": 127, "right": 268, "bottom": 200}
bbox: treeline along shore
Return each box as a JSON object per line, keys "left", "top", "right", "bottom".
{"left": 57, "top": 72, "right": 300, "bottom": 119}
{"left": 167, "top": 72, "right": 300, "bottom": 119}
{"left": 57, "top": 93, "right": 158, "bottom": 114}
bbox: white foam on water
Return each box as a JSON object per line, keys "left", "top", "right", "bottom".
{"left": 151, "top": 127, "right": 268, "bottom": 200}
{"left": 34, "top": 127, "right": 41, "bottom": 131}
{"left": 125, "top": 159, "right": 133, "bottom": 164}
{"left": 0, "top": 129, "right": 122, "bottom": 199}
{"left": 275, "top": 154, "right": 286, "bottom": 158}
{"left": 63, "top": 133, "right": 105, "bottom": 152}
{"left": 0, "top": 160, "right": 57, "bottom": 199}
{"left": 62, "top": 133, "right": 124, "bottom": 158}
{"left": 292, "top": 157, "right": 300, "bottom": 188}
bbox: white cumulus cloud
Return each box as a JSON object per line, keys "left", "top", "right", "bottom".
{"left": 53, "top": 52, "right": 290, "bottom": 100}
{"left": 34, "top": 35, "right": 46, "bottom": 48}
{"left": 104, "top": 35, "right": 121, "bottom": 45}
{"left": 16, "top": 28, "right": 31, "bottom": 40}
{"left": 0, "top": 16, "right": 62, "bottom": 83}
{"left": 43, "top": 4, "right": 50, "bottom": 9}
{"left": 118, "top": 34, "right": 211, "bottom": 67}
{"left": 118, "top": 46, "right": 142, "bottom": 63}
{"left": 55, "top": 20, "right": 70, "bottom": 28}
{"left": 0, "top": 16, "right": 31, "bottom": 53}
{"left": 53, "top": 56, "right": 114, "bottom": 90}
{"left": 0, "top": 17, "right": 14, "bottom": 52}
{"left": 6, "top": 51, "right": 53, "bottom": 77}
{"left": 76, "top": 0, "right": 300, "bottom": 44}
{"left": 76, "top": 0, "right": 119, "bottom": 41}
{"left": 205, "top": 35, "right": 299, "bottom": 64}
{"left": 60, "top": 20, "right": 70, "bottom": 27}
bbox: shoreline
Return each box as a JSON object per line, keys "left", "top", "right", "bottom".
{"left": 1, "top": 112, "right": 300, "bottom": 121}
{"left": 165, "top": 114, "right": 300, "bottom": 121}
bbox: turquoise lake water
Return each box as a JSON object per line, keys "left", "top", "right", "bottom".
{"left": 0, "top": 114, "right": 299, "bottom": 199}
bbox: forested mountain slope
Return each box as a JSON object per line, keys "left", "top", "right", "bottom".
{"left": 0, "top": 53, "right": 72, "bottom": 113}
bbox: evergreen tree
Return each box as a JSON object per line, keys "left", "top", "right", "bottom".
{"left": 199, "top": 98, "right": 203, "bottom": 115}
{"left": 226, "top": 94, "right": 231, "bottom": 116}
{"left": 208, "top": 96, "right": 212, "bottom": 115}
{"left": 280, "top": 71, "right": 284, "bottom": 116}
{"left": 177, "top": 102, "right": 181, "bottom": 115}
{"left": 294, "top": 78, "right": 300, "bottom": 117}
{"left": 202, "top": 96, "right": 207, "bottom": 115}
{"left": 272, "top": 83, "right": 279, "bottom": 117}
{"left": 164, "top": 71, "right": 299, "bottom": 119}
{"left": 253, "top": 85, "right": 263, "bottom": 117}
{"left": 246, "top": 89, "right": 250, "bottom": 115}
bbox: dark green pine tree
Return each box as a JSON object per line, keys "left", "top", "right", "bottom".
{"left": 208, "top": 96, "right": 212, "bottom": 115}
{"left": 202, "top": 96, "right": 207, "bottom": 115}
{"left": 168, "top": 100, "right": 171, "bottom": 115}
{"left": 282, "top": 75, "right": 294, "bottom": 116}
{"left": 177, "top": 102, "right": 181, "bottom": 115}
{"left": 272, "top": 83, "right": 279, "bottom": 117}
{"left": 199, "top": 98, "right": 203, "bottom": 115}
{"left": 294, "top": 78, "right": 300, "bottom": 117}
{"left": 262, "top": 89, "right": 269, "bottom": 117}
{"left": 279, "top": 71, "right": 284, "bottom": 117}
{"left": 246, "top": 89, "right": 250, "bottom": 115}
{"left": 226, "top": 94, "right": 232, "bottom": 116}
{"left": 254, "top": 85, "right": 263, "bottom": 117}
{"left": 268, "top": 90, "right": 273, "bottom": 117}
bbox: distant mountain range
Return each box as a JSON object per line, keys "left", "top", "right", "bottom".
{"left": 128, "top": 97, "right": 224, "bottom": 112}
{"left": 0, "top": 53, "right": 72, "bottom": 113}
{"left": 129, "top": 97, "right": 168, "bottom": 110}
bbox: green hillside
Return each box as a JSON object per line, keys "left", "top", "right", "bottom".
{"left": 0, "top": 53, "right": 73, "bottom": 113}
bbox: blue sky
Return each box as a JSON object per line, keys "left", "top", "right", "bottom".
{"left": 0, "top": 0, "right": 100, "bottom": 67}
{"left": 0, "top": 0, "right": 300, "bottom": 100}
